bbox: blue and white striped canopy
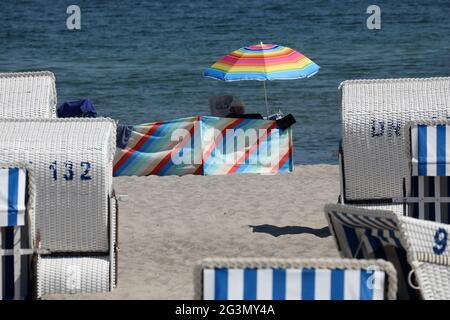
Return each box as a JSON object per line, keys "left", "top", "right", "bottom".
{"left": 0, "top": 168, "right": 26, "bottom": 227}
{"left": 411, "top": 124, "right": 450, "bottom": 176}
{"left": 203, "top": 267, "right": 385, "bottom": 300}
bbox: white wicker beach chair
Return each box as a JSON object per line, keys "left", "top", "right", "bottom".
{"left": 339, "top": 77, "right": 450, "bottom": 205}
{"left": 194, "top": 258, "right": 397, "bottom": 300}
{"left": 0, "top": 163, "right": 42, "bottom": 300}
{"left": 0, "top": 71, "right": 57, "bottom": 118}
{"left": 325, "top": 203, "right": 450, "bottom": 300}
{"left": 0, "top": 118, "right": 118, "bottom": 298}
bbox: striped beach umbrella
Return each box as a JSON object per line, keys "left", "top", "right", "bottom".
{"left": 204, "top": 43, "right": 320, "bottom": 116}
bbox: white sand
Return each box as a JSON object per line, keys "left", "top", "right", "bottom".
{"left": 46, "top": 164, "right": 340, "bottom": 300}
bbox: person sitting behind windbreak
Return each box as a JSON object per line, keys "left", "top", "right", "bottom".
{"left": 225, "top": 98, "right": 263, "bottom": 120}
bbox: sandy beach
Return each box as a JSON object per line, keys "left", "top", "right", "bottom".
{"left": 45, "top": 164, "right": 339, "bottom": 300}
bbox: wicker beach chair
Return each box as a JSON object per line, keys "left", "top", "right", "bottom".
{"left": 0, "top": 118, "right": 118, "bottom": 298}
{"left": 325, "top": 203, "right": 450, "bottom": 300}
{"left": 339, "top": 77, "right": 450, "bottom": 209}
{"left": 0, "top": 163, "right": 42, "bottom": 299}
{"left": 194, "top": 258, "right": 397, "bottom": 300}
{"left": 0, "top": 71, "right": 57, "bottom": 118}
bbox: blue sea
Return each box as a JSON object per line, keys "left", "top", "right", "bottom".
{"left": 0, "top": 0, "right": 449, "bottom": 164}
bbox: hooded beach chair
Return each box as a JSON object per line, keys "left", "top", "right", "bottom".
{"left": 194, "top": 258, "right": 397, "bottom": 300}
{"left": 0, "top": 71, "right": 57, "bottom": 118}
{"left": 0, "top": 118, "right": 118, "bottom": 298}
{"left": 339, "top": 77, "right": 450, "bottom": 210}
{"left": 325, "top": 203, "right": 450, "bottom": 300}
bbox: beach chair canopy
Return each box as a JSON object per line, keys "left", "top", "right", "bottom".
{"left": 0, "top": 71, "right": 57, "bottom": 118}
{"left": 340, "top": 77, "right": 450, "bottom": 202}
{"left": 195, "top": 258, "right": 397, "bottom": 300}
{"left": 325, "top": 203, "right": 450, "bottom": 300}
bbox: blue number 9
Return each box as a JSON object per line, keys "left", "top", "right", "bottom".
{"left": 433, "top": 228, "right": 448, "bottom": 255}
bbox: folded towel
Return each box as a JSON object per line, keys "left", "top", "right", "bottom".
{"left": 116, "top": 124, "right": 133, "bottom": 149}
{"left": 57, "top": 99, "right": 97, "bottom": 118}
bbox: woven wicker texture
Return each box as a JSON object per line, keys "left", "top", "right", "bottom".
{"left": 35, "top": 196, "right": 118, "bottom": 297}
{"left": 399, "top": 216, "right": 450, "bottom": 299}
{"left": 348, "top": 203, "right": 405, "bottom": 216}
{"left": 194, "top": 258, "right": 397, "bottom": 300}
{"left": 110, "top": 196, "right": 117, "bottom": 289}
{"left": 401, "top": 215, "right": 450, "bottom": 259}
{"left": 340, "top": 77, "right": 450, "bottom": 200}
{"left": 0, "top": 71, "right": 57, "bottom": 118}
{"left": 0, "top": 118, "right": 116, "bottom": 252}
{"left": 36, "top": 256, "right": 111, "bottom": 297}
{"left": 413, "top": 263, "right": 450, "bottom": 300}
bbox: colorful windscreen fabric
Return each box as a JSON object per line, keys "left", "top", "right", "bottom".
{"left": 201, "top": 116, "right": 293, "bottom": 175}
{"left": 113, "top": 116, "right": 293, "bottom": 176}
{"left": 113, "top": 117, "right": 202, "bottom": 176}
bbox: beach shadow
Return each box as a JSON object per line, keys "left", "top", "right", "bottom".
{"left": 249, "top": 224, "right": 331, "bottom": 238}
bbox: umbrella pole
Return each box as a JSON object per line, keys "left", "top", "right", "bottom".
{"left": 263, "top": 80, "right": 270, "bottom": 117}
